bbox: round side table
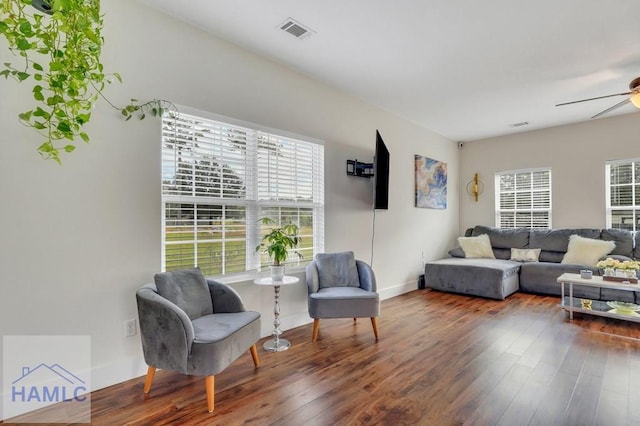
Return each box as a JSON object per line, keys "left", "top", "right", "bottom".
{"left": 253, "top": 276, "right": 300, "bottom": 352}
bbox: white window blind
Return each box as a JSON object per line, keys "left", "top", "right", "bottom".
{"left": 495, "top": 168, "right": 552, "bottom": 229}
{"left": 161, "top": 110, "right": 324, "bottom": 276}
{"left": 606, "top": 159, "right": 640, "bottom": 232}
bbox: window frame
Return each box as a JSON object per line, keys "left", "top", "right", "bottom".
{"left": 605, "top": 158, "right": 640, "bottom": 233}
{"left": 494, "top": 167, "right": 552, "bottom": 229}
{"left": 161, "top": 106, "right": 324, "bottom": 281}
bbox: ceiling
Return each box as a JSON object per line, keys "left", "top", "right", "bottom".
{"left": 136, "top": 0, "right": 640, "bottom": 142}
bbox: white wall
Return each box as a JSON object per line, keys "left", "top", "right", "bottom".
{"left": 0, "top": 0, "right": 459, "bottom": 398}
{"left": 459, "top": 112, "right": 640, "bottom": 232}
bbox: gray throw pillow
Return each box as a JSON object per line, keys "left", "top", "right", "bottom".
{"left": 154, "top": 268, "right": 213, "bottom": 320}
{"left": 448, "top": 247, "right": 465, "bottom": 258}
{"left": 315, "top": 251, "right": 361, "bottom": 288}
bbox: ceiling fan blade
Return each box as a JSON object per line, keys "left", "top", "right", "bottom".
{"left": 556, "top": 91, "right": 632, "bottom": 107}
{"left": 591, "top": 98, "right": 631, "bottom": 119}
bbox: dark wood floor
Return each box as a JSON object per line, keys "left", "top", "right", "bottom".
{"left": 6, "top": 289, "right": 640, "bottom": 425}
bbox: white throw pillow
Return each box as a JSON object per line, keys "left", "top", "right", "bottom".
{"left": 510, "top": 248, "right": 541, "bottom": 262}
{"left": 561, "top": 235, "right": 615, "bottom": 267}
{"left": 458, "top": 234, "right": 495, "bottom": 259}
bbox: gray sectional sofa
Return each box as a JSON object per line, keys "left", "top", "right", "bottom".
{"left": 425, "top": 225, "right": 640, "bottom": 302}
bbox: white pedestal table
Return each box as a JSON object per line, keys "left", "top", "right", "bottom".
{"left": 253, "top": 276, "right": 300, "bottom": 352}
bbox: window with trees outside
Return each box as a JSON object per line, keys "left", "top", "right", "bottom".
{"left": 161, "top": 108, "right": 324, "bottom": 277}
{"left": 495, "top": 168, "right": 552, "bottom": 229}
{"left": 606, "top": 159, "right": 640, "bottom": 233}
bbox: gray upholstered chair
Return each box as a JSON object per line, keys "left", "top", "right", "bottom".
{"left": 136, "top": 268, "right": 261, "bottom": 413}
{"left": 306, "top": 251, "right": 380, "bottom": 341}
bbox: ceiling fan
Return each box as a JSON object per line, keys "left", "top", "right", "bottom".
{"left": 556, "top": 76, "right": 640, "bottom": 119}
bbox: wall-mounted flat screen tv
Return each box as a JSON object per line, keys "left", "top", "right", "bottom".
{"left": 374, "top": 130, "right": 390, "bottom": 210}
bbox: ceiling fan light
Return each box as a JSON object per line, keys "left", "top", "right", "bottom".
{"left": 631, "top": 93, "right": 640, "bottom": 109}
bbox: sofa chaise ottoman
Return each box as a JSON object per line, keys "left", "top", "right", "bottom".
{"left": 424, "top": 257, "right": 520, "bottom": 300}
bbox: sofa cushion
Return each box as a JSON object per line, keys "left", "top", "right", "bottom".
{"left": 529, "top": 228, "right": 600, "bottom": 253}
{"left": 519, "top": 262, "right": 600, "bottom": 299}
{"left": 634, "top": 232, "right": 640, "bottom": 260}
{"left": 603, "top": 254, "right": 634, "bottom": 263}
{"left": 538, "top": 251, "right": 565, "bottom": 263}
{"left": 472, "top": 225, "right": 529, "bottom": 249}
{"left": 458, "top": 234, "right": 495, "bottom": 259}
{"left": 154, "top": 268, "right": 213, "bottom": 320}
{"left": 561, "top": 235, "right": 615, "bottom": 267}
{"left": 449, "top": 245, "right": 510, "bottom": 259}
{"left": 600, "top": 228, "right": 633, "bottom": 257}
{"left": 492, "top": 248, "right": 512, "bottom": 260}
{"left": 600, "top": 287, "right": 637, "bottom": 303}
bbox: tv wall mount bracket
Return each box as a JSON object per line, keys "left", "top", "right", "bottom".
{"left": 346, "top": 159, "right": 374, "bottom": 178}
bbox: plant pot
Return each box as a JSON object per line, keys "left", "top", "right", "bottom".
{"left": 270, "top": 265, "right": 285, "bottom": 281}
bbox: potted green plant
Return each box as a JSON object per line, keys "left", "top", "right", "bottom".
{"left": 0, "top": 0, "right": 174, "bottom": 163}
{"left": 255, "top": 217, "right": 301, "bottom": 280}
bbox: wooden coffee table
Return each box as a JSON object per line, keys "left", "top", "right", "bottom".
{"left": 557, "top": 272, "right": 640, "bottom": 323}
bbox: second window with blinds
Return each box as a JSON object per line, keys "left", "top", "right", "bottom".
{"left": 495, "top": 168, "right": 552, "bottom": 229}
{"left": 161, "top": 108, "right": 324, "bottom": 277}
{"left": 606, "top": 159, "right": 640, "bottom": 232}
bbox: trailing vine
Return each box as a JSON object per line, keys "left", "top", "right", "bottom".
{"left": 0, "top": 0, "right": 174, "bottom": 163}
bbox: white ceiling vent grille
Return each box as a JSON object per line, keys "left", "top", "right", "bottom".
{"left": 279, "top": 18, "right": 315, "bottom": 40}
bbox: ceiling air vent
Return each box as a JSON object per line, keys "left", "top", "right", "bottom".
{"left": 279, "top": 18, "right": 315, "bottom": 40}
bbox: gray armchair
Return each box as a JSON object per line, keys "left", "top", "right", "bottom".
{"left": 306, "top": 251, "right": 380, "bottom": 341}
{"left": 136, "top": 268, "right": 261, "bottom": 413}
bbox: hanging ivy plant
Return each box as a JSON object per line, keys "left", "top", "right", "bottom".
{"left": 0, "top": 0, "right": 174, "bottom": 163}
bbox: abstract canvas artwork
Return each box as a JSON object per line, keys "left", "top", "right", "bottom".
{"left": 415, "top": 155, "right": 447, "bottom": 209}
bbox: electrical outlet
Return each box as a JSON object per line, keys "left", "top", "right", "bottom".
{"left": 124, "top": 318, "right": 137, "bottom": 337}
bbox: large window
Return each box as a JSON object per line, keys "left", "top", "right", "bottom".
{"left": 606, "top": 159, "right": 640, "bottom": 232}
{"left": 161, "top": 108, "right": 324, "bottom": 276}
{"left": 495, "top": 168, "right": 552, "bottom": 229}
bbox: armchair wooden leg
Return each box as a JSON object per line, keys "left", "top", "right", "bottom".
{"left": 205, "top": 375, "right": 215, "bottom": 413}
{"left": 353, "top": 318, "right": 357, "bottom": 323}
{"left": 143, "top": 366, "right": 156, "bottom": 394}
{"left": 371, "top": 317, "right": 379, "bottom": 340}
{"left": 312, "top": 319, "right": 320, "bottom": 341}
{"left": 250, "top": 344, "right": 260, "bottom": 367}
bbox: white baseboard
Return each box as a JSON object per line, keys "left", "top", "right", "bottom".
{"left": 91, "top": 355, "right": 148, "bottom": 392}
{"left": 379, "top": 279, "right": 418, "bottom": 300}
